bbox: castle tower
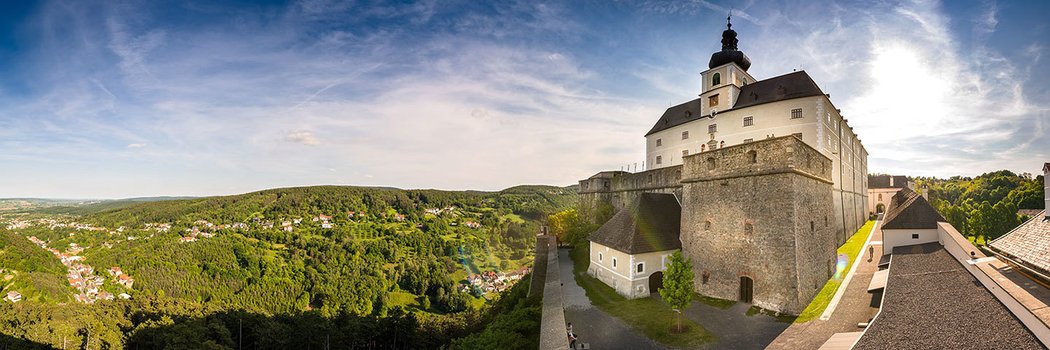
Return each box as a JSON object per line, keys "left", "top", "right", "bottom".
{"left": 698, "top": 15, "right": 757, "bottom": 118}
{"left": 679, "top": 136, "right": 837, "bottom": 314}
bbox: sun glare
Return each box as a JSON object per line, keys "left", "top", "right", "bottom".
{"left": 861, "top": 44, "right": 954, "bottom": 139}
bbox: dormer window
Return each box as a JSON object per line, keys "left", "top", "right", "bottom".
{"left": 712, "top": 72, "right": 721, "bottom": 86}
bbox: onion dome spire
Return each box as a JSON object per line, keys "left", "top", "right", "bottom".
{"left": 708, "top": 12, "right": 752, "bottom": 71}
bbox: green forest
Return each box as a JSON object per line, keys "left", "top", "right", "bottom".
{"left": 918, "top": 170, "right": 1044, "bottom": 244}
{"left": 0, "top": 185, "right": 573, "bottom": 349}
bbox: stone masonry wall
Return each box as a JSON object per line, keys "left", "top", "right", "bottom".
{"left": 578, "top": 166, "right": 683, "bottom": 224}
{"left": 680, "top": 136, "right": 835, "bottom": 314}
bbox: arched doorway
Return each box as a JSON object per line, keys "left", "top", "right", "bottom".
{"left": 739, "top": 276, "right": 754, "bottom": 303}
{"left": 649, "top": 271, "right": 664, "bottom": 294}
{"left": 876, "top": 203, "right": 885, "bottom": 214}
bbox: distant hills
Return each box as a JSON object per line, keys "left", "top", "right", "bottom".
{"left": 0, "top": 184, "right": 575, "bottom": 348}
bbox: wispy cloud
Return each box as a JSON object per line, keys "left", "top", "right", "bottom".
{"left": 0, "top": 0, "right": 1045, "bottom": 198}
{"left": 284, "top": 130, "right": 320, "bottom": 146}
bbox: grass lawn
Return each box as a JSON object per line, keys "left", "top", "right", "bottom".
{"left": 793, "top": 220, "right": 875, "bottom": 323}
{"left": 697, "top": 294, "right": 737, "bottom": 309}
{"left": 386, "top": 290, "right": 419, "bottom": 309}
{"left": 569, "top": 247, "right": 714, "bottom": 349}
{"left": 499, "top": 213, "right": 525, "bottom": 224}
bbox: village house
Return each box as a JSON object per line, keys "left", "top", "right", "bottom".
{"left": 5, "top": 291, "right": 22, "bottom": 303}
{"left": 117, "top": 274, "right": 134, "bottom": 289}
{"left": 588, "top": 193, "right": 681, "bottom": 299}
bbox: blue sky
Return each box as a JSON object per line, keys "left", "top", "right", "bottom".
{"left": 0, "top": 0, "right": 1047, "bottom": 198}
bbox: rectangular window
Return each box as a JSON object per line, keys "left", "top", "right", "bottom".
{"left": 636, "top": 263, "right": 644, "bottom": 274}
{"left": 682, "top": 131, "right": 689, "bottom": 140}
{"left": 708, "top": 94, "right": 719, "bottom": 107}
{"left": 708, "top": 124, "right": 717, "bottom": 133}
{"left": 743, "top": 116, "right": 753, "bottom": 127}
{"left": 792, "top": 132, "right": 803, "bottom": 140}
{"left": 612, "top": 258, "right": 617, "bottom": 268}
{"left": 656, "top": 138, "right": 662, "bottom": 147}
{"left": 682, "top": 150, "right": 689, "bottom": 157}
{"left": 598, "top": 253, "right": 603, "bottom": 262}
{"left": 656, "top": 156, "right": 662, "bottom": 165}
{"left": 743, "top": 138, "right": 753, "bottom": 143}
{"left": 911, "top": 234, "right": 919, "bottom": 239}
{"left": 791, "top": 108, "right": 803, "bottom": 119}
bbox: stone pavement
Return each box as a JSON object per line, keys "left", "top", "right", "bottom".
{"left": 765, "top": 225, "right": 883, "bottom": 349}
{"left": 540, "top": 237, "right": 571, "bottom": 350}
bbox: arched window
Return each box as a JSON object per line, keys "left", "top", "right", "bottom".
{"left": 748, "top": 150, "right": 757, "bottom": 164}
{"left": 704, "top": 220, "right": 712, "bottom": 231}
{"left": 701, "top": 144, "right": 706, "bottom": 152}
{"left": 719, "top": 141, "right": 725, "bottom": 148}
{"left": 712, "top": 72, "right": 721, "bottom": 86}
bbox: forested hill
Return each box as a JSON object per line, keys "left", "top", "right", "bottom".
{"left": 85, "top": 185, "right": 575, "bottom": 227}
{"left": 0, "top": 184, "right": 575, "bottom": 348}
{"left": 918, "top": 170, "right": 1044, "bottom": 242}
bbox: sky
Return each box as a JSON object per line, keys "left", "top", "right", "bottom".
{"left": 0, "top": 0, "right": 1047, "bottom": 198}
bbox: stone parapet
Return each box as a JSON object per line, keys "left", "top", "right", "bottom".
{"left": 681, "top": 135, "right": 832, "bottom": 185}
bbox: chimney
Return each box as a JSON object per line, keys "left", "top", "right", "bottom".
{"left": 1044, "top": 162, "right": 1049, "bottom": 220}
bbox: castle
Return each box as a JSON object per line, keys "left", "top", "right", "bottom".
{"left": 581, "top": 16, "right": 868, "bottom": 314}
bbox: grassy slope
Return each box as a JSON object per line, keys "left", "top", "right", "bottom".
{"left": 568, "top": 247, "right": 714, "bottom": 349}
{"left": 794, "top": 220, "right": 875, "bottom": 323}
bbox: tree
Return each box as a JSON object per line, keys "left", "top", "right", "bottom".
{"left": 659, "top": 250, "right": 694, "bottom": 332}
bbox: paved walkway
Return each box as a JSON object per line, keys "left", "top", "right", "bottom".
{"left": 684, "top": 302, "right": 792, "bottom": 349}
{"left": 765, "top": 226, "right": 884, "bottom": 349}
{"left": 559, "top": 248, "right": 666, "bottom": 349}
{"left": 540, "top": 237, "right": 571, "bottom": 350}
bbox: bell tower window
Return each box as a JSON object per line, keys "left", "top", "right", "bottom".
{"left": 712, "top": 72, "right": 721, "bottom": 86}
